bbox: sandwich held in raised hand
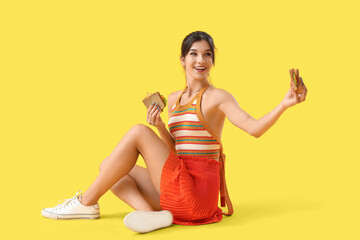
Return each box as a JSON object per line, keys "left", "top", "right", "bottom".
{"left": 289, "top": 68, "right": 304, "bottom": 94}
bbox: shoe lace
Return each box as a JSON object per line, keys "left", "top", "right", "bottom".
{"left": 54, "top": 190, "right": 83, "bottom": 210}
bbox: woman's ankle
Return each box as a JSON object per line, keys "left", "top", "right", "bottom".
{"left": 80, "top": 194, "right": 98, "bottom": 206}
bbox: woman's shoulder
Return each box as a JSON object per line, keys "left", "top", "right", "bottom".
{"left": 205, "top": 85, "right": 234, "bottom": 101}
{"left": 168, "top": 90, "right": 183, "bottom": 99}
{"left": 167, "top": 90, "right": 183, "bottom": 109}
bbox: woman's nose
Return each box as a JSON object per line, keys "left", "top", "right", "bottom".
{"left": 197, "top": 56, "right": 205, "bottom": 64}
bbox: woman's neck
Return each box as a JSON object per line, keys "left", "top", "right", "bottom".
{"left": 185, "top": 77, "right": 208, "bottom": 97}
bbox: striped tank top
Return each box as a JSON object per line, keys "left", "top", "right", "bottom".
{"left": 168, "top": 82, "right": 221, "bottom": 160}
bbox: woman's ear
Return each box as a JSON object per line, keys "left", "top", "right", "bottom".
{"left": 180, "top": 56, "right": 185, "bottom": 67}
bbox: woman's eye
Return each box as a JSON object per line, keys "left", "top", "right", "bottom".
{"left": 190, "top": 52, "right": 196, "bottom": 55}
{"left": 206, "top": 53, "right": 212, "bottom": 56}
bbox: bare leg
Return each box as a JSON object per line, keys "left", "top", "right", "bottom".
{"left": 81, "top": 124, "right": 170, "bottom": 206}
{"left": 99, "top": 157, "right": 161, "bottom": 211}
{"left": 126, "top": 166, "right": 162, "bottom": 211}
{"left": 111, "top": 167, "right": 161, "bottom": 211}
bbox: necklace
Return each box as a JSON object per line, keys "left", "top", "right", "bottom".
{"left": 184, "top": 80, "right": 208, "bottom": 96}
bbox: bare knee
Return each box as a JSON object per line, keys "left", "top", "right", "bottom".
{"left": 99, "top": 156, "right": 109, "bottom": 172}
{"left": 99, "top": 161, "right": 103, "bottom": 172}
{"left": 130, "top": 124, "right": 152, "bottom": 136}
{"left": 99, "top": 124, "right": 151, "bottom": 172}
{"left": 128, "top": 124, "right": 154, "bottom": 144}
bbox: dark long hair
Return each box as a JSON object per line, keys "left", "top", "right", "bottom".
{"left": 181, "top": 31, "right": 216, "bottom": 66}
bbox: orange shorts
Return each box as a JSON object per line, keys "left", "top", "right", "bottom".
{"left": 160, "top": 150, "right": 223, "bottom": 225}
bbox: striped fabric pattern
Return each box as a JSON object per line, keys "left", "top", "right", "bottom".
{"left": 168, "top": 99, "right": 221, "bottom": 160}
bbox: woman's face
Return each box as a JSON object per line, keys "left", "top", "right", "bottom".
{"left": 181, "top": 40, "right": 213, "bottom": 81}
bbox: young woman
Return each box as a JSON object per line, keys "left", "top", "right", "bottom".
{"left": 41, "top": 31, "right": 307, "bottom": 233}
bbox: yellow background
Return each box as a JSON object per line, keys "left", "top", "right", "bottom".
{"left": 1, "top": 0, "right": 359, "bottom": 239}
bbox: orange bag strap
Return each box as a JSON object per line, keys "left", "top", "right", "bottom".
{"left": 195, "top": 83, "right": 234, "bottom": 216}
{"left": 219, "top": 152, "right": 234, "bottom": 216}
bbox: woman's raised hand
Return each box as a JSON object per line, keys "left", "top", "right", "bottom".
{"left": 146, "top": 102, "right": 164, "bottom": 128}
{"left": 281, "top": 70, "right": 308, "bottom": 109}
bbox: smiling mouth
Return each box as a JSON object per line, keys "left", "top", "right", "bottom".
{"left": 194, "top": 67, "right": 206, "bottom": 72}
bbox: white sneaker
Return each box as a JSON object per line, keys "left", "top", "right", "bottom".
{"left": 41, "top": 190, "right": 100, "bottom": 220}
{"left": 123, "top": 210, "right": 173, "bottom": 233}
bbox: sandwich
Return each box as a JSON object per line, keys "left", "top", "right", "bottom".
{"left": 142, "top": 92, "right": 167, "bottom": 110}
{"left": 289, "top": 68, "right": 303, "bottom": 94}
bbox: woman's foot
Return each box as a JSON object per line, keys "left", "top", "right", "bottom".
{"left": 41, "top": 190, "right": 100, "bottom": 220}
{"left": 123, "top": 210, "right": 173, "bottom": 233}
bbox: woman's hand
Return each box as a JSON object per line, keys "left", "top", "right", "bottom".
{"left": 281, "top": 77, "right": 308, "bottom": 109}
{"left": 146, "top": 103, "right": 164, "bottom": 128}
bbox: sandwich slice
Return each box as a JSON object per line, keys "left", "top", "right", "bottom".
{"left": 289, "top": 68, "right": 303, "bottom": 94}
{"left": 142, "top": 92, "right": 167, "bottom": 110}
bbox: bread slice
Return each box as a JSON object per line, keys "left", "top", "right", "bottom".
{"left": 142, "top": 92, "right": 165, "bottom": 110}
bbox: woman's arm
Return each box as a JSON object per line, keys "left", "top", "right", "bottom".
{"left": 218, "top": 78, "right": 307, "bottom": 138}
{"left": 249, "top": 103, "right": 287, "bottom": 138}
{"left": 156, "top": 121, "right": 176, "bottom": 153}
{"left": 252, "top": 78, "right": 307, "bottom": 137}
{"left": 217, "top": 89, "right": 287, "bottom": 138}
{"left": 146, "top": 91, "right": 179, "bottom": 152}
